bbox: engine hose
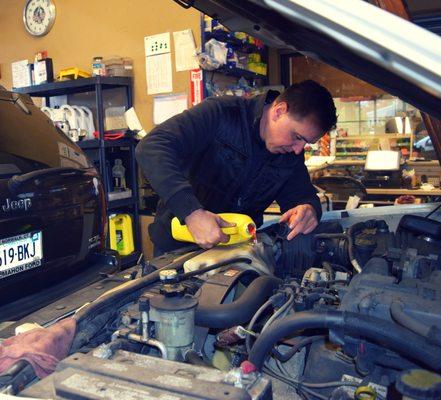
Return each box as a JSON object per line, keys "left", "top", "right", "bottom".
{"left": 248, "top": 310, "right": 441, "bottom": 372}
{"left": 390, "top": 301, "right": 441, "bottom": 347}
{"left": 273, "top": 335, "right": 326, "bottom": 363}
{"left": 346, "top": 232, "right": 361, "bottom": 273}
{"left": 346, "top": 222, "right": 371, "bottom": 273}
{"left": 261, "top": 289, "right": 295, "bottom": 332}
{"left": 184, "top": 350, "right": 211, "bottom": 367}
{"left": 346, "top": 220, "right": 389, "bottom": 273}
{"left": 195, "top": 276, "right": 282, "bottom": 329}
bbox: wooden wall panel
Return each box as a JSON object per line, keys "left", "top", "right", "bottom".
{"left": 290, "top": 56, "right": 385, "bottom": 98}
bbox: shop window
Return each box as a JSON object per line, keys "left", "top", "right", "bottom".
{"left": 291, "top": 55, "right": 440, "bottom": 207}
{"left": 290, "top": 56, "right": 436, "bottom": 163}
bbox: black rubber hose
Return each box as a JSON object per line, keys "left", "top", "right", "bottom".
{"left": 248, "top": 310, "right": 441, "bottom": 372}
{"left": 346, "top": 220, "right": 387, "bottom": 273}
{"left": 273, "top": 335, "right": 326, "bottom": 363}
{"left": 345, "top": 226, "right": 361, "bottom": 273}
{"left": 184, "top": 350, "right": 211, "bottom": 367}
{"left": 390, "top": 301, "right": 441, "bottom": 347}
{"left": 108, "top": 338, "right": 143, "bottom": 354}
{"left": 195, "top": 275, "right": 281, "bottom": 329}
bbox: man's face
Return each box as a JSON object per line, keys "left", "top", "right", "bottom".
{"left": 262, "top": 102, "right": 324, "bottom": 155}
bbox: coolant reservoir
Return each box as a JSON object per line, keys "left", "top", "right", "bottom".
{"left": 149, "top": 281, "right": 198, "bottom": 361}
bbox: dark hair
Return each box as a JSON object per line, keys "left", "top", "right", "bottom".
{"left": 276, "top": 80, "right": 337, "bottom": 134}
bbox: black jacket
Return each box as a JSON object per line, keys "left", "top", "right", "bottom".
{"left": 135, "top": 91, "right": 322, "bottom": 252}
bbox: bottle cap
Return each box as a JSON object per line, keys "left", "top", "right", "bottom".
{"left": 396, "top": 369, "right": 441, "bottom": 400}
{"left": 159, "top": 269, "right": 178, "bottom": 281}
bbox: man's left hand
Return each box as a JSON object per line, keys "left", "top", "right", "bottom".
{"left": 280, "top": 204, "right": 318, "bottom": 240}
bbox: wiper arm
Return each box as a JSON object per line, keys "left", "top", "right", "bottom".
{"left": 11, "top": 92, "right": 31, "bottom": 115}
{"left": 0, "top": 92, "right": 32, "bottom": 115}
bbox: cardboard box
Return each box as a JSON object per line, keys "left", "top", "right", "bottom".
{"left": 140, "top": 215, "right": 155, "bottom": 261}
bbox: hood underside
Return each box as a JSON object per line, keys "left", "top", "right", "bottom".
{"left": 184, "top": 0, "right": 441, "bottom": 161}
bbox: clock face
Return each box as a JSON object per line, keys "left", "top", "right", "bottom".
{"left": 23, "top": 0, "right": 56, "bottom": 36}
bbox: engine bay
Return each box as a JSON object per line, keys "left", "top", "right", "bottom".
{"left": 2, "top": 211, "right": 441, "bottom": 400}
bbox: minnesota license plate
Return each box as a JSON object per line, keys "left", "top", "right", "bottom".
{"left": 0, "top": 231, "right": 43, "bottom": 279}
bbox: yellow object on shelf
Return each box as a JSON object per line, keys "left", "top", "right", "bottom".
{"left": 109, "top": 214, "right": 134, "bottom": 256}
{"left": 171, "top": 213, "right": 256, "bottom": 246}
{"left": 57, "top": 67, "right": 91, "bottom": 81}
{"left": 247, "top": 62, "right": 267, "bottom": 76}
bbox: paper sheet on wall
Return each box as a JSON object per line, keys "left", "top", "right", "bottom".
{"left": 153, "top": 93, "right": 188, "bottom": 125}
{"left": 173, "top": 29, "right": 199, "bottom": 71}
{"left": 145, "top": 53, "right": 173, "bottom": 94}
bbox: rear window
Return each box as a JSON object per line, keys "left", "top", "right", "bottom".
{"left": 0, "top": 92, "right": 90, "bottom": 177}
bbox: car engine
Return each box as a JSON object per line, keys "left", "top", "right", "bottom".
{"left": 2, "top": 213, "right": 441, "bottom": 400}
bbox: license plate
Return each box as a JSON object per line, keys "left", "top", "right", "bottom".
{"left": 0, "top": 231, "right": 43, "bottom": 279}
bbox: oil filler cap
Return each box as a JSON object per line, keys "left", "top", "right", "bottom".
{"left": 396, "top": 369, "right": 441, "bottom": 400}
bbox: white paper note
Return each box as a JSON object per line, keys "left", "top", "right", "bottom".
{"left": 11, "top": 60, "right": 31, "bottom": 88}
{"left": 146, "top": 53, "right": 173, "bottom": 94}
{"left": 153, "top": 93, "right": 188, "bottom": 125}
{"left": 144, "top": 32, "right": 171, "bottom": 56}
{"left": 173, "top": 29, "right": 199, "bottom": 72}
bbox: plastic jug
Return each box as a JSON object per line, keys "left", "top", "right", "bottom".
{"left": 171, "top": 213, "right": 256, "bottom": 246}
{"left": 109, "top": 214, "right": 134, "bottom": 256}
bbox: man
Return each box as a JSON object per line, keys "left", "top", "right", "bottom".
{"left": 136, "top": 80, "right": 337, "bottom": 255}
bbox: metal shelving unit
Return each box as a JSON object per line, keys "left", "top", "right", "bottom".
{"left": 15, "top": 77, "right": 140, "bottom": 267}
{"left": 200, "top": 14, "right": 268, "bottom": 98}
{"left": 333, "top": 133, "right": 413, "bottom": 160}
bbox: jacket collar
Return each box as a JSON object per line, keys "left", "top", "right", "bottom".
{"left": 250, "top": 89, "right": 280, "bottom": 132}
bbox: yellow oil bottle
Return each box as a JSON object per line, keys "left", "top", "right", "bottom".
{"left": 171, "top": 213, "right": 256, "bottom": 246}
{"left": 109, "top": 214, "right": 134, "bottom": 256}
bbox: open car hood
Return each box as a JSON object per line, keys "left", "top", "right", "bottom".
{"left": 182, "top": 0, "right": 441, "bottom": 161}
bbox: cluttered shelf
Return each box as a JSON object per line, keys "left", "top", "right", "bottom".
{"left": 335, "top": 134, "right": 411, "bottom": 141}
{"left": 330, "top": 132, "right": 414, "bottom": 160}
{"left": 214, "top": 65, "right": 266, "bottom": 80}
{"left": 14, "top": 76, "right": 132, "bottom": 97}
{"left": 201, "top": 14, "right": 268, "bottom": 97}
{"left": 335, "top": 152, "right": 368, "bottom": 156}
{"left": 205, "top": 31, "right": 264, "bottom": 54}
{"left": 77, "top": 136, "right": 137, "bottom": 150}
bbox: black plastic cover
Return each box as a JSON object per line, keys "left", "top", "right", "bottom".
{"left": 398, "top": 215, "right": 441, "bottom": 240}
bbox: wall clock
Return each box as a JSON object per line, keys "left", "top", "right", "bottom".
{"left": 23, "top": 0, "right": 56, "bottom": 37}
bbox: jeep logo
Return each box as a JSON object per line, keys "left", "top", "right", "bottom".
{"left": 2, "top": 198, "right": 32, "bottom": 212}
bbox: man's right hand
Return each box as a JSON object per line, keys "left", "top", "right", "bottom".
{"left": 184, "top": 209, "right": 236, "bottom": 249}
